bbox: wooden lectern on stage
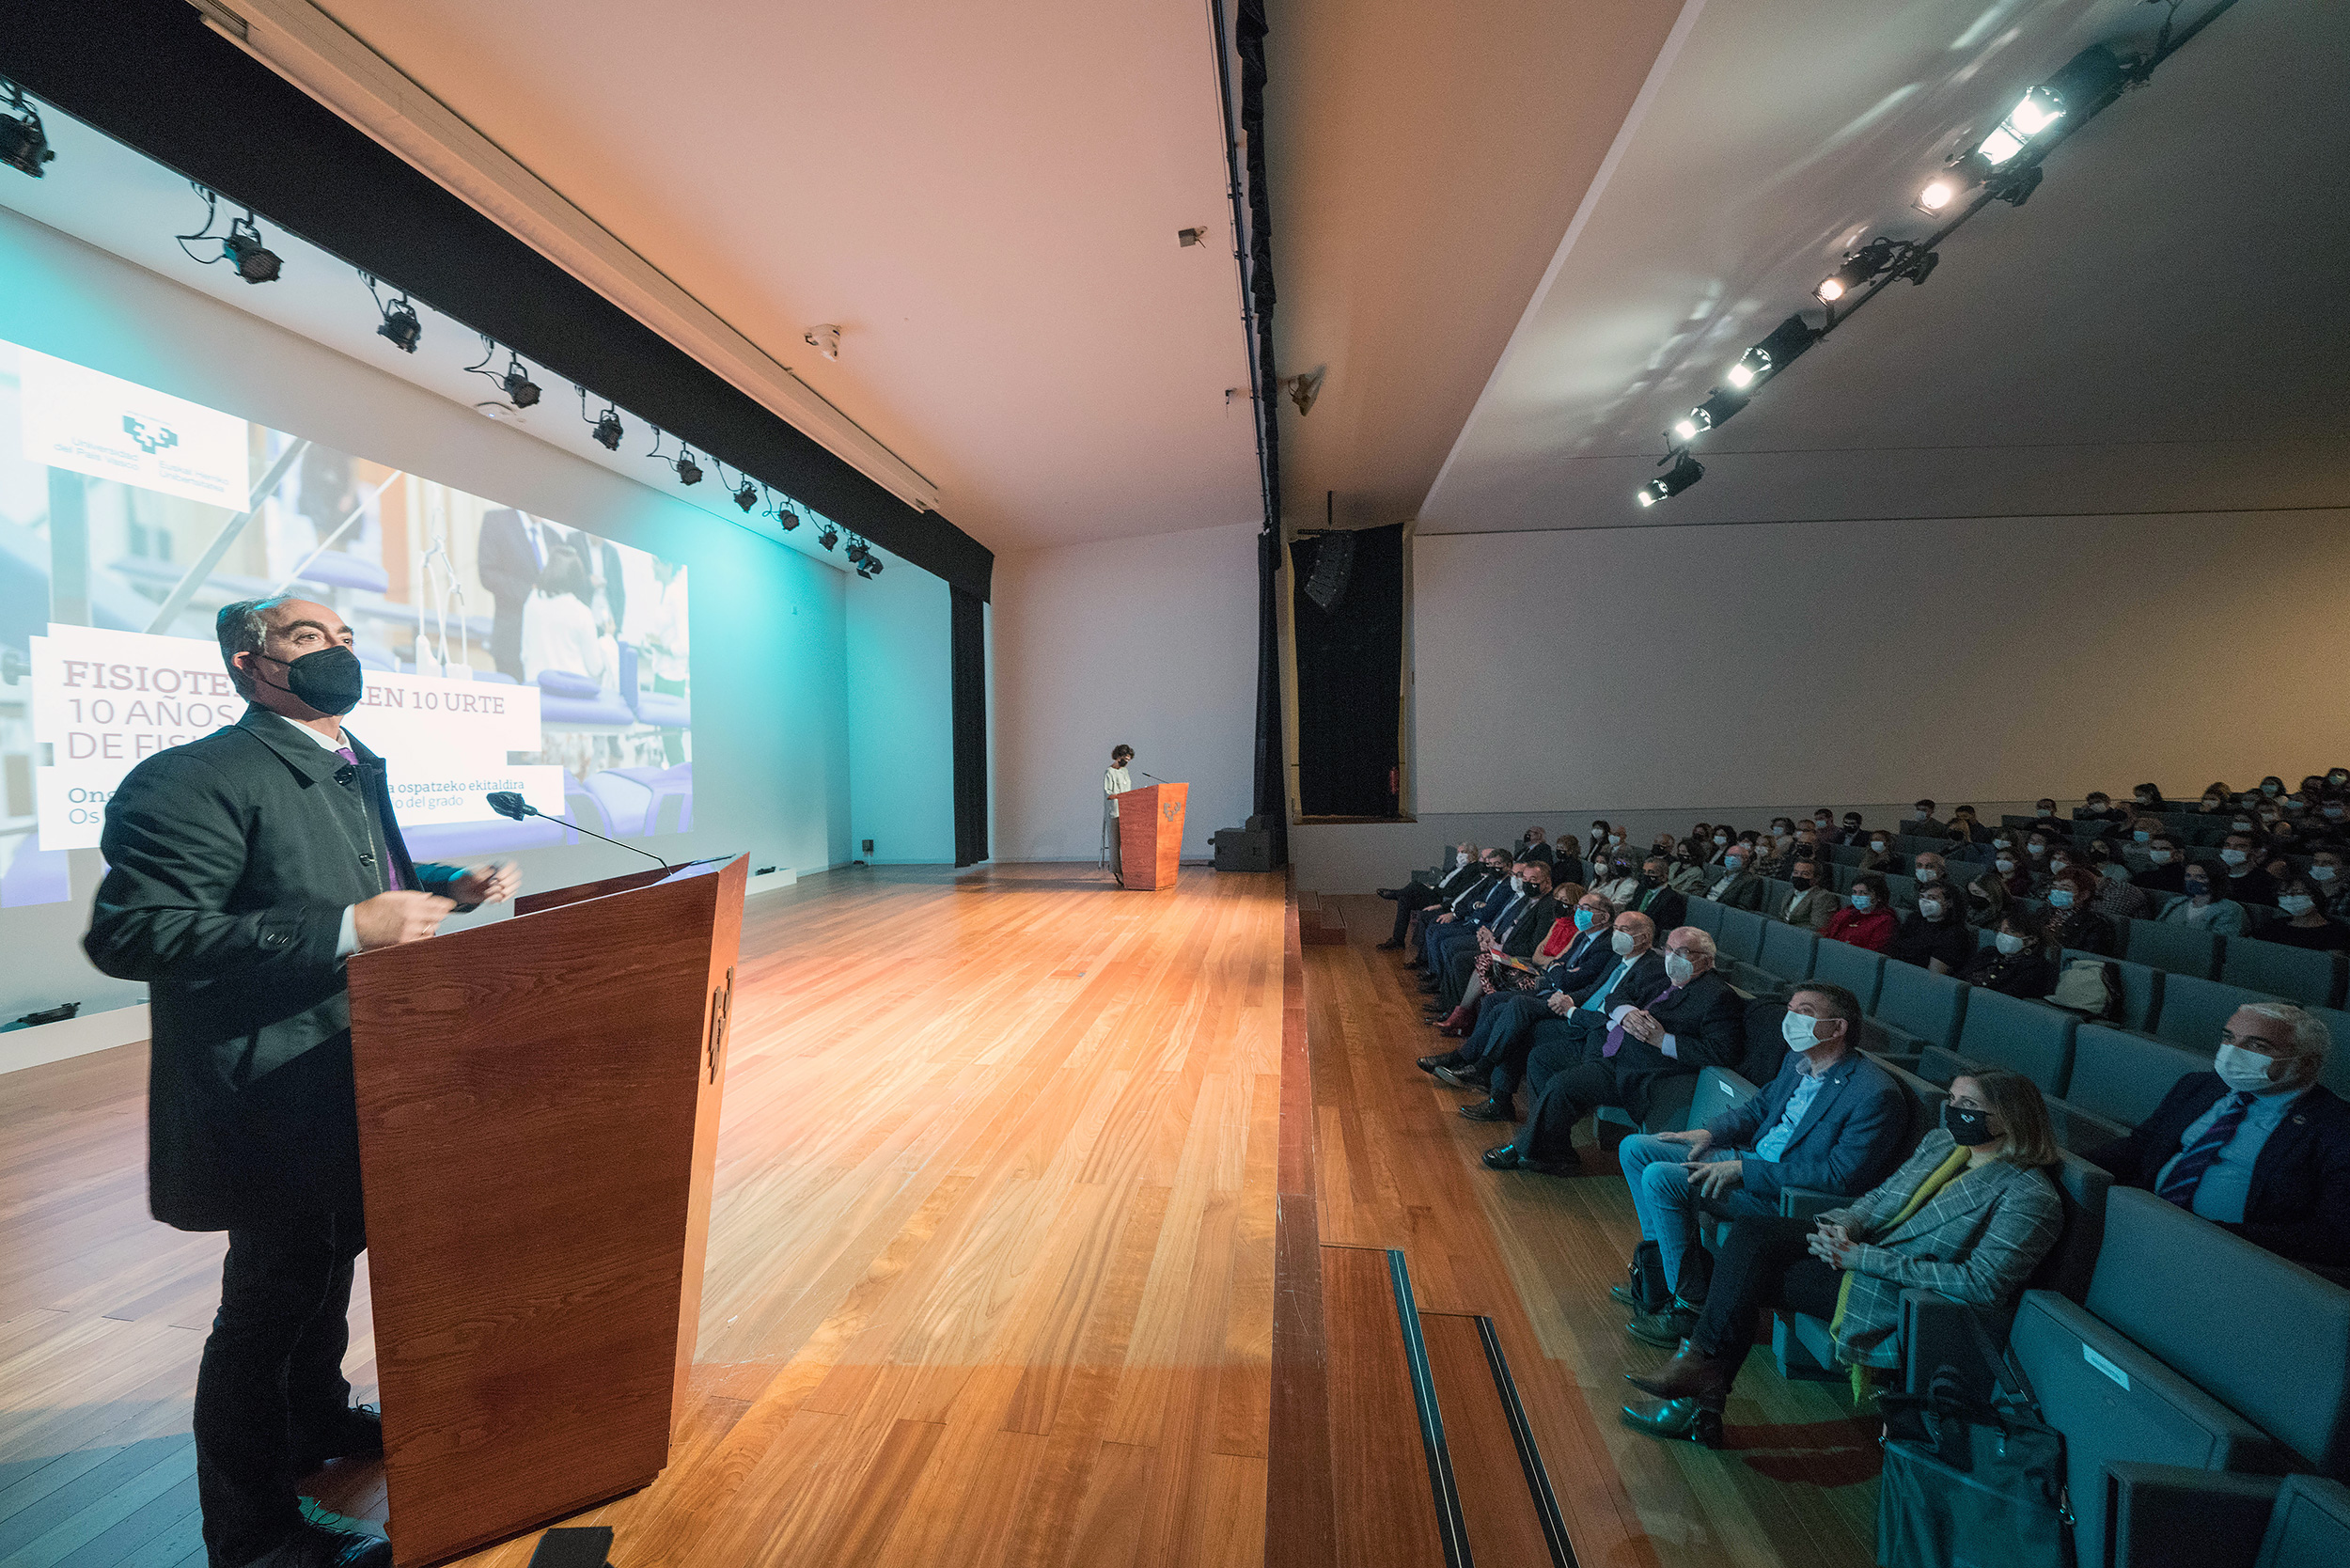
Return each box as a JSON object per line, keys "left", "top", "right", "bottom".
{"left": 344, "top": 855, "right": 748, "bottom": 1567}
{"left": 1114, "top": 782, "right": 1186, "bottom": 890}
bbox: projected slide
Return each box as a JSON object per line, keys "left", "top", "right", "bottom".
{"left": 0, "top": 338, "right": 693, "bottom": 908}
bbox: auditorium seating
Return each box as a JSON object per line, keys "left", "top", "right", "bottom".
{"left": 1918, "top": 987, "right": 2079, "bottom": 1097}
{"left": 2226, "top": 939, "right": 2348, "bottom": 1010}
{"left": 2103, "top": 1471, "right": 2350, "bottom": 1568}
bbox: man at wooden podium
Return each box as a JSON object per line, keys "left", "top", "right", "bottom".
{"left": 83, "top": 596, "right": 521, "bottom": 1568}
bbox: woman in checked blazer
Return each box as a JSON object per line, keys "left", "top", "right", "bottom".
{"left": 1619, "top": 1068, "right": 2065, "bottom": 1447}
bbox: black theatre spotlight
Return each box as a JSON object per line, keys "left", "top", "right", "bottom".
{"left": 816, "top": 524, "right": 839, "bottom": 552}
{"left": 1814, "top": 238, "right": 1898, "bottom": 304}
{"left": 674, "top": 449, "right": 703, "bottom": 486}
{"left": 1670, "top": 387, "right": 1748, "bottom": 444}
{"left": 1, "top": 83, "right": 54, "bottom": 179}
{"left": 1919, "top": 43, "right": 2123, "bottom": 211}
{"left": 773, "top": 499, "right": 802, "bottom": 531}
{"left": 580, "top": 387, "right": 625, "bottom": 450}
{"left": 501, "top": 356, "right": 540, "bottom": 408}
{"left": 734, "top": 478, "right": 760, "bottom": 511}
{"left": 366, "top": 276, "right": 422, "bottom": 353}
{"left": 223, "top": 213, "right": 282, "bottom": 283}
{"left": 1636, "top": 451, "right": 1704, "bottom": 509}
{"left": 1724, "top": 314, "right": 1819, "bottom": 392}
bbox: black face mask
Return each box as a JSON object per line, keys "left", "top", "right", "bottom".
{"left": 255, "top": 644, "right": 366, "bottom": 716}
{"left": 1943, "top": 1103, "right": 1998, "bottom": 1147}
{"left": 1788, "top": 875, "right": 1812, "bottom": 891}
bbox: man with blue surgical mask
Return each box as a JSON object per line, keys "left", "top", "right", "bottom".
{"left": 1607, "top": 985, "right": 1908, "bottom": 1344}
{"left": 1419, "top": 893, "right": 1619, "bottom": 1084}
{"left": 1705, "top": 843, "right": 1768, "bottom": 911}
{"left": 2082, "top": 1005, "right": 2350, "bottom": 1275}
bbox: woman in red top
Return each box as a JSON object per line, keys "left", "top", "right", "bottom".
{"left": 1822, "top": 873, "right": 1899, "bottom": 952}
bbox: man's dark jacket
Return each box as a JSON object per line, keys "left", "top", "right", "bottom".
{"left": 1590, "top": 967, "right": 1747, "bottom": 1121}
{"left": 84, "top": 707, "right": 465, "bottom": 1231}
{"left": 1702, "top": 1050, "right": 1909, "bottom": 1203}
{"left": 2082, "top": 1074, "right": 2350, "bottom": 1271}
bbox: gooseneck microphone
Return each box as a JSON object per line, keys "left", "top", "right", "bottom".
{"left": 486, "top": 791, "right": 668, "bottom": 869}
{"left": 1136, "top": 771, "right": 1165, "bottom": 783}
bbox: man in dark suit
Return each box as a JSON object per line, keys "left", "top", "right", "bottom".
{"left": 1427, "top": 858, "right": 1558, "bottom": 1017}
{"left": 1486, "top": 924, "right": 1747, "bottom": 1173}
{"left": 2082, "top": 1003, "right": 2350, "bottom": 1278}
{"left": 477, "top": 507, "right": 552, "bottom": 680}
{"left": 1403, "top": 848, "right": 1510, "bottom": 964}
{"left": 84, "top": 596, "right": 522, "bottom": 1568}
{"left": 1612, "top": 983, "right": 1909, "bottom": 1342}
{"left": 1628, "top": 855, "right": 1687, "bottom": 933}
{"left": 1449, "top": 909, "right": 1666, "bottom": 1123}
{"left": 1378, "top": 842, "right": 1485, "bottom": 950}
{"left": 1418, "top": 858, "right": 1527, "bottom": 995}
{"left": 1699, "top": 843, "right": 1768, "bottom": 911}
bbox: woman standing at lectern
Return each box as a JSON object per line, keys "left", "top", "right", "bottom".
{"left": 1104, "top": 744, "right": 1135, "bottom": 881}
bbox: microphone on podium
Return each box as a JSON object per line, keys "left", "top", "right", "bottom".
{"left": 487, "top": 791, "right": 669, "bottom": 868}
{"left": 1136, "top": 771, "right": 1165, "bottom": 783}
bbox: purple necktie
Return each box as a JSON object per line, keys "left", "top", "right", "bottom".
{"left": 337, "top": 745, "right": 408, "bottom": 890}
{"left": 1603, "top": 983, "right": 1680, "bottom": 1058}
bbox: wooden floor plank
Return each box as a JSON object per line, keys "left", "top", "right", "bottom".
{"left": 1321, "top": 1246, "right": 1441, "bottom": 1568}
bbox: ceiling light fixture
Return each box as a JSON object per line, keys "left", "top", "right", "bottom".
{"left": 1670, "top": 388, "right": 1749, "bottom": 444}
{"left": 1636, "top": 451, "right": 1704, "bottom": 509}
{"left": 578, "top": 385, "right": 625, "bottom": 450}
{"left": 816, "top": 524, "right": 838, "bottom": 552}
{"left": 772, "top": 497, "right": 802, "bottom": 532}
{"left": 0, "top": 82, "right": 54, "bottom": 179}
{"left": 1814, "top": 237, "right": 1898, "bottom": 304}
{"left": 176, "top": 186, "right": 283, "bottom": 283}
{"left": 365, "top": 275, "right": 422, "bottom": 353}
{"left": 1724, "top": 314, "right": 1819, "bottom": 391}
{"left": 733, "top": 478, "right": 760, "bottom": 512}
{"left": 673, "top": 448, "right": 703, "bottom": 487}
{"left": 467, "top": 337, "right": 540, "bottom": 407}
{"left": 1921, "top": 43, "right": 2126, "bottom": 211}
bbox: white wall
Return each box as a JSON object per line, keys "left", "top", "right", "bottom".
{"left": 845, "top": 551, "right": 955, "bottom": 862}
{"left": 0, "top": 206, "right": 873, "bottom": 1025}
{"left": 991, "top": 522, "right": 1257, "bottom": 862}
{"left": 1415, "top": 513, "right": 2350, "bottom": 815}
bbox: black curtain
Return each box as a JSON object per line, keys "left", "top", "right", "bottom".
{"left": 1289, "top": 525, "right": 1403, "bottom": 818}
{"left": 1232, "top": 0, "right": 1289, "bottom": 866}
{"left": 949, "top": 587, "right": 989, "bottom": 867}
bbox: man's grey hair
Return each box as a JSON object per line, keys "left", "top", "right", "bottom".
{"left": 1671, "top": 927, "right": 1716, "bottom": 960}
{"left": 2241, "top": 1001, "right": 2331, "bottom": 1066}
{"left": 216, "top": 595, "right": 293, "bottom": 699}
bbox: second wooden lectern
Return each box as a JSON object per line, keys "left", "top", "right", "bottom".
{"left": 344, "top": 855, "right": 747, "bottom": 1566}
{"left": 1114, "top": 781, "right": 1186, "bottom": 890}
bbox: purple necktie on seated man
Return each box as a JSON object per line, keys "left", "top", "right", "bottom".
{"left": 1602, "top": 984, "right": 1682, "bottom": 1058}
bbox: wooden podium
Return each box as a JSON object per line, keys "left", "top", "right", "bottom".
{"left": 344, "top": 855, "right": 747, "bottom": 1566}
{"left": 1114, "top": 782, "right": 1186, "bottom": 890}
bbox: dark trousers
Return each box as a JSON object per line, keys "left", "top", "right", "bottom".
{"left": 1464, "top": 996, "right": 1580, "bottom": 1097}
{"left": 1390, "top": 883, "right": 1442, "bottom": 944}
{"left": 196, "top": 1209, "right": 367, "bottom": 1567}
{"left": 1688, "top": 1215, "right": 1843, "bottom": 1384}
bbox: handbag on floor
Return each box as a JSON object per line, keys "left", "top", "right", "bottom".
{"left": 1875, "top": 1315, "right": 2073, "bottom": 1568}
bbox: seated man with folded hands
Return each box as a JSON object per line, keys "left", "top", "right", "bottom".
{"left": 1610, "top": 984, "right": 1908, "bottom": 1346}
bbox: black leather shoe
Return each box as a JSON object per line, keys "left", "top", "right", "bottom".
{"left": 1375, "top": 939, "right": 1403, "bottom": 950}
{"left": 1415, "top": 1054, "right": 1460, "bottom": 1075}
{"left": 1432, "top": 1063, "right": 1486, "bottom": 1090}
{"left": 1418, "top": 979, "right": 1442, "bottom": 994}
{"left": 1481, "top": 1143, "right": 1577, "bottom": 1174}
{"left": 236, "top": 1515, "right": 393, "bottom": 1567}
{"left": 1376, "top": 888, "right": 1400, "bottom": 900}
{"left": 1625, "top": 1303, "right": 1701, "bottom": 1349}
{"left": 1459, "top": 1096, "right": 1516, "bottom": 1122}
{"left": 290, "top": 1404, "right": 383, "bottom": 1474}
{"left": 1402, "top": 958, "right": 1425, "bottom": 970}
{"left": 1619, "top": 1396, "right": 1723, "bottom": 1449}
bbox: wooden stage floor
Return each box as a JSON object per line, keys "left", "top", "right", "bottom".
{"left": 0, "top": 868, "right": 1876, "bottom": 1568}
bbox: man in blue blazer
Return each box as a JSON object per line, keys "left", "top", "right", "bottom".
{"left": 1403, "top": 848, "right": 1510, "bottom": 965}
{"left": 1613, "top": 981, "right": 1908, "bottom": 1343}
{"left": 2082, "top": 1002, "right": 2350, "bottom": 1280}
{"left": 1417, "top": 858, "right": 1529, "bottom": 996}
{"left": 1419, "top": 888, "right": 1618, "bottom": 1070}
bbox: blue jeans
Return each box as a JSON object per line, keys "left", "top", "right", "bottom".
{"left": 1619, "top": 1134, "right": 1777, "bottom": 1297}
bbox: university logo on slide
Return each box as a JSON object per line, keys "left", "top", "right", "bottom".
{"left": 10, "top": 341, "right": 247, "bottom": 508}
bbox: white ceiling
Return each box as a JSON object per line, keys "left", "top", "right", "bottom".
{"left": 308, "top": 0, "right": 1267, "bottom": 555}
{"left": 1416, "top": 0, "right": 2350, "bottom": 533}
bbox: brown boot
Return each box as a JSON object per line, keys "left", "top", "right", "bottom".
{"left": 1624, "top": 1341, "right": 1732, "bottom": 1402}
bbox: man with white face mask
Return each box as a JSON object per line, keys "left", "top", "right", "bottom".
{"left": 1608, "top": 985, "right": 1907, "bottom": 1343}
{"left": 2082, "top": 1005, "right": 2350, "bottom": 1276}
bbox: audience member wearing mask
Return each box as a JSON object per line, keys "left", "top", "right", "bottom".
{"left": 1611, "top": 985, "right": 1907, "bottom": 1349}
{"left": 2133, "top": 834, "right": 2190, "bottom": 897}
{"left": 1704, "top": 845, "right": 1769, "bottom": 912}
{"left": 2193, "top": 782, "right": 2233, "bottom": 815}
{"left": 1594, "top": 855, "right": 1642, "bottom": 908}
{"left": 1808, "top": 809, "right": 1843, "bottom": 846}
{"left": 2082, "top": 1005, "right": 2350, "bottom": 1280}
{"left": 1778, "top": 858, "right": 1840, "bottom": 933}
{"left": 1962, "top": 860, "right": 2012, "bottom": 930}
{"left": 1822, "top": 874, "right": 1898, "bottom": 952}
{"left": 2076, "top": 790, "right": 2126, "bottom": 822}
{"left": 1703, "top": 827, "right": 1738, "bottom": 867}
{"left": 2132, "top": 782, "right": 2169, "bottom": 812}
{"left": 1424, "top": 859, "right": 1558, "bottom": 1017}
{"left": 2028, "top": 798, "right": 2071, "bottom": 838}
{"left": 2217, "top": 831, "right": 2280, "bottom": 907}
{"left": 1418, "top": 889, "right": 1619, "bottom": 1072}
{"left": 1402, "top": 849, "right": 1512, "bottom": 964}
{"left": 1958, "top": 913, "right": 2058, "bottom": 997}
{"left": 2042, "top": 867, "right": 2119, "bottom": 957}
{"left": 1621, "top": 1070, "right": 2062, "bottom": 1448}
{"left": 1987, "top": 839, "right": 2031, "bottom": 898}
{"left": 1377, "top": 841, "right": 1485, "bottom": 949}
{"left": 1416, "top": 853, "right": 1524, "bottom": 977}
{"left": 2266, "top": 877, "right": 2350, "bottom": 953}
{"left": 1886, "top": 884, "right": 1973, "bottom": 975}
{"left": 1840, "top": 811, "right": 1867, "bottom": 844}
{"left": 1664, "top": 844, "right": 1713, "bottom": 896}
{"left": 2311, "top": 850, "right": 2350, "bottom": 921}
{"left": 2158, "top": 865, "right": 2248, "bottom": 936}
{"left": 2021, "top": 830, "right": 2062, "bottom": 890}
{"left": 2066, "top": 842, "right": 2151, "bottom": 921}
{"left": 1588, "top": 821, "right": 1623, "bottom": 862}
{"left": 1627, "top": 855, "right": 1688, "bottom": 933}
{"left": 1942, "top": 805, "right": 1985, "bottom": 844}
{"left": 1857, "top": 831, "right": 1899, "bottom": 874}
{"left": 1907, "top": 799, "right": 1946, "bottom": 836}
{"left": 1485, "top": 926, "right": 1745, "bottom": 1175}
{"left": 1515, "top": 826, "right": 1557, "bottom": 868}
